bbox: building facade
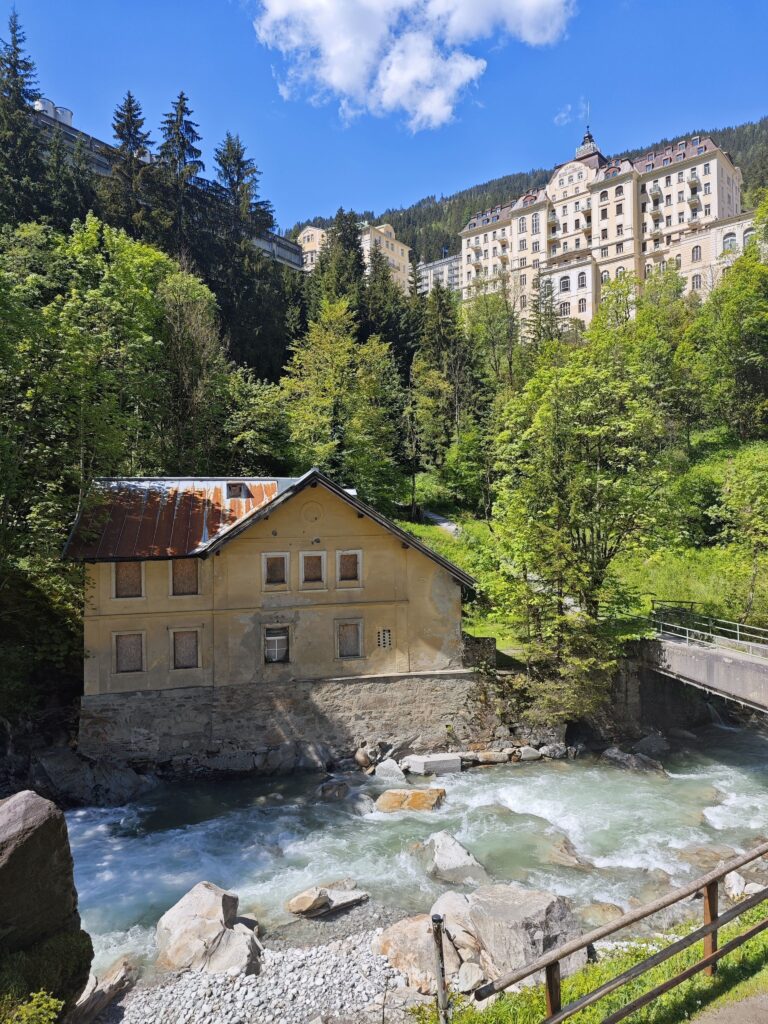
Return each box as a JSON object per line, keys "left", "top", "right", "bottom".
{"left": 417, "top": 253, "right": 461, "bottom": 295}
{"left": 360, "top": 222, "right": 412, "bottom": 292}
{"left": 459, "top": 129, "right": 754, "bottom": 325}
{"left": 296, "top": 225, "right": 328, "bottom": 271}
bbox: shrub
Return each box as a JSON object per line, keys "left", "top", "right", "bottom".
{"left": 0, "top": 930, "right": 93, "bottom": 1024}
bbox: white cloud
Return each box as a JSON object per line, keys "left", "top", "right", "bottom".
{"left": 254, "top": 0, "right": 576, "bottom": 131}
{"left": 553, "top": 94, "right": 589, "bottom": 127}
{"left": 553, "top": 103, "right": 572, "bottom": 126}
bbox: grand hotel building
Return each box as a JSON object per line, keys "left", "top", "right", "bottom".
{"left": 453, "top": 129, "right": 754, "bottom": 323}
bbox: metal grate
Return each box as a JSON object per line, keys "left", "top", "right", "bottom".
{"left": 377, "top": 628, "right": 392, "bottom": 649}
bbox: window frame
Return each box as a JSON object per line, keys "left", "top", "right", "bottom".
{"left": 299, "top": 550, "right": 327, "bottom": 590}
{"left": 169, "top": 626, "right": 202, "bottom": 671}
{"left": 336, "top": 549, "right": 363, "bottom": 588}
{"left": 112, "top": 561, "right": 145, "bottom": 601}
{"left": 335, "top": 618, "right": 364, "bottom": 661}
{"left": 263, "top": 624, "right": 291, "bottom": 665}
{"left": 169, "top": 558, "right": 200, "bottom": 598}
{"left": 112, "top": 630, "right": 146, "bottom": 675}
{"left": 261, "top": 551, "right": 290, "bottom": 590}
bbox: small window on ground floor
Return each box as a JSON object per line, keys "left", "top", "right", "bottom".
{"left": 172, "top": 629, "right": 199, "bottom": 669}
{"left": 115, "top": 632, "right": 143, "bottom": 673}
{"left": 172, "top": 558, "right": 199, "bottom": 596}
{"left": 264, "top": 626, "right": 290, "bottom": 663}
{"left": 337, "top": 620, "right": 363, "bottom": 659}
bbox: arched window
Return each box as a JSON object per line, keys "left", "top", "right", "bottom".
{"left": 744, "top": 228, "right": 755, "bottom": 247}
{"left": 645, "top": 264, "right": 652, "bottom": 279}
{"left": 559, "top": 301, "right": 571, "bottom": 316}
{"left": 722, "top": 232, "right": 737, "bottom": 252}
{"left": 520, "top": 294, "right": 527, "bottom": 309}
{"left": 675, "top": 254, "right": 682, "bottom": 269}
{"left": 616, "top": 266, "right": 626, "bottom": 278}
{"left": 692, "top": 274, "right": 702, "bottom": 290}
{"left": 577, "top": 271, "right": 587, "bottom": 288}
{"left": 531, "top": 213, "right": 540, "bottom": 233}
{"left": 542, "top": 280, "right": 553, "bottom": 297}
{"left": 616, "top": 185, "right": 624, "bottom": 197}
{"left": 692, "top": 245, "right": 702, "bottom": 262}
{"left": 518, "top": 216, "right": 527, "bottom": 233}
{"left": 578, "top": 298, "right": 587, "bottom": 313}
{"left": 601, "top": 270, "right": 610, "bottom": 283}
{"left": 559, "top": 276, "right": 571, "bottom": 293}
{"left": 600, "top": 190, "right": 608, "bottom": 203}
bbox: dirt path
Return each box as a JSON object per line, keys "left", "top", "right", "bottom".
{"left": 422, "top": 510, "right": 459, "bottom": 535}
{"left": 693, "top": 993, "right": 768, "bottom": 1023}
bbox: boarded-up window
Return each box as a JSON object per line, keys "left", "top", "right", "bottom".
{"left": 264, "top": 627, "right": 289, "bottom": 663}
{"left": 265, "top": 555, "right": 287, "bottom": 585}
{"left": 115, "top": 562, "right": 142, "bottom": 598}
{"left": 338, "top": 552, "right": 359, "bottom": 582}
{"left": 337, "top": 621, "right": 362, "bottom": 658}
{"left": 172, "top": 559, "right": 198, "bottom": 596}
{"left": 115, "top": 633, "right": 143, "bottom": 673}
{"left": 302, "top": 554, "right": 323, "bottom": 583}
{"left": 173, "top": 630, "right": 199, "bottom": 669}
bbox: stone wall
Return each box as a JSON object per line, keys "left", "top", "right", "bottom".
{"left": 78, "top": 671, "right": 497, "bottom": 774}
{"left": 461, "top": 632, "right": 497, "bottom": 668}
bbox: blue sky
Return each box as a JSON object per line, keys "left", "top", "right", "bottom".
{"left": 9, "top": 0, "right": 768, "bottom": 231}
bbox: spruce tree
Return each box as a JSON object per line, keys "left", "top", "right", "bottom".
{"left": 149, "top": 90, "right": 204, "bottom": 258}
{"left": 308, "top": 208, "right": 366, "bottom": 319}
{"left": 101, "top": 90, "right": 152, "bottom": 235}
{"left": 214, "top": 131, "right": 273, "bottom": 242}
{"left": 0, "top": 12, "right": 44, "bottom": 225}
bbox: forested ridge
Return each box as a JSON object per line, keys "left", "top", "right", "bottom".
{"left": 292, "top": 116, "right": 768, "bottom": 263}
{"left": 2, "top": 12, "right": 768, "bottom": 733}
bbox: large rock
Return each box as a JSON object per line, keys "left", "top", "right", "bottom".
{"left": 156, "top": 881, "right": 261, "bottom": 975}
{"left": 346, "top": 791, "right": 376, "bottom": 816}
{"left": 518, "top": 746, "right": 542, "bottom": 762}
{"left": 431, "top": 891, "right": 481, "bottom": 959}
{"left": 30, "top": 748, "right": 153, "bottom": 807}
{"left": 632, "top": 733, "right": 671, "bottom": 760}
{"left": 287, "top": 880, "right": 369, "bottom": 918}
{"left": 375, "top": 788, "right": 446, "bottom": 812}
{"left": 371, "top": 914, "right": 461, "bottom": 994}
{"left": 402, "top": 753, "right": 462, "bottom": 775}
{"left": 466, "top": 883, "right": 586, "bottom": 981}
{"left": 600, "top": 746, "right": 665, "bottom": 774}
{"left": 375, "top": 758, "right": 408, "bottom": 785}
{"left": 418, "top": 831, "right": 489, "bottom": 886}
{"left": 69, "top": 955, "right": 139, "bottom": 1023}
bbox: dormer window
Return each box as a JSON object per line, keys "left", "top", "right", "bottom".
{"left": 227, "top": 482, "right": 249, "bottom": 499}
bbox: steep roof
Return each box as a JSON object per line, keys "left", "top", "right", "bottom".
{"left": 63, "top": 469, "right": 475, "bottom": 587}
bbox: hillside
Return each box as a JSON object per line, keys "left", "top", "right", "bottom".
{"left": 291, "top": 115, "right": 768, "bottom": 263}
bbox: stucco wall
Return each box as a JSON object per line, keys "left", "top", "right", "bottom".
{"left": 78, "top": 670, "right": 492, "bottom": 772}
{"left": 83, "top": 485, "right": 463, "bottom": 697}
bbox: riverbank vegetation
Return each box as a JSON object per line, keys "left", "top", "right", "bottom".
{"left": 2, "top": 13, "right": 768, "bottom": 729}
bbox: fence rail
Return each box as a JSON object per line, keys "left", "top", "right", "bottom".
{"left": 650, "top": 601, "right": 768, "bottom": 661}
{"left": 452, "top": 839, "right": 768, "bottom": 1024}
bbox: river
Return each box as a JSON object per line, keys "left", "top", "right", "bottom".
{"left": 66, "top": 723, "right": 768, "bottom": 970}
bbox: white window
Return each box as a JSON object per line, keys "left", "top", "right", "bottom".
{"left": 518, "top": 216, "right": 527, "bottom": 233}
{"left": 601, "top": 270, "right": 610, "bottom": 283}
{"left": 520, "top": 294, "right": 527, "bottom": 309}
{"left": 300, "top": 550, "right": 326, "bottom": 587}
{"left": 616, "top": 242, "right": 624, "bottom": 255}
{"left": 264, "top": 626, "right": 290, "bottom": 664}
{"left": 616, "top": 266, "right": 626, "bottom": 278}
{"left": 114, "top": 561, "right": 143, "bottom": 599}
{"left": 703, "top": 162, "right": 710, "bottom": 175}
{"left": 722, "top": 232, "right": 737, "bottom": 252}
{"left": 559, "top": 301, "right": 570, "bottom": 316}
{"left": 600, "top": 190, "right": 608, "bottom": 203}
{"left": 532, "top": 241, "right": 540, "bottom": 253}
{"left": 559, "top": 276, "right": 570, "bottom": 292}
{"left": 336, "top": 550, "right": 362, "bottom": 586}
{"left": 518, "top": 239, "right": 527, "bottom": 251}
{"left": 577, "top": 271, "right": 587, "bottom": 288}
{"left": 262, "top": 552, "right": 289, "bottom": 588}
{"left": 704, "top": 183, "right": 711, "bottom": 195}
{"left": 336, "top": 620, "right": 363, "bottom": 659}
{"left": 578, "top": 298, "right": 587, "bottom": 313}
{"left": 692, "top": 245, "right": 702, "bottom": 262}
{"left": 600, "top": 246, "right": 609, "bottom": 258}
{"left": 531, "top": 213, "right": 540, "bottom": 233}
{"left": 171, "top": 559, "right": 199, "bottom": 596}
{"left": 171, "top": 629, "right": 200, "bottom": 670}
{"left": 114, "top": 632, "right": 144, "bottom": 674}
{"left": 692, "top": 274, "right": 702, "bottom": 291}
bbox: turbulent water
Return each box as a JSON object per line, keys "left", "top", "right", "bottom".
{"left": 67, "top": 724, "right": 768, "bottom": 970}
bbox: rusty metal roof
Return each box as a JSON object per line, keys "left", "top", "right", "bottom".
{"left": 63, "top": 477, "right": 300, "bottom": 561}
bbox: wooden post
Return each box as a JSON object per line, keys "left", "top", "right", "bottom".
{"left": 431, "top": 914, "right": 450, "bottom": 1023}
{"left": 545, "top": 961, "right": 562, "bottom": 1016}
{"left": 703, "top": 881, "right": 718, "bottom": 976}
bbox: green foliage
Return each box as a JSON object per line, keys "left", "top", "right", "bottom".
{"left": 0, "top": 929, "right": 93, "bottom": 1023}
{"left": 413, "top": 905, "right": 768, "bottom": 1024}
{"left": 0, "top": 13, "right": 44, "bottom": 227}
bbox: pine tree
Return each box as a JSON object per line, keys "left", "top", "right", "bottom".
{"left": 149, "top": 90, "right": 204, "bottom": 258}
{"left": 0, "top": 12, "right": 44, "bottom": 225}
{"left": 41, "top": 131, "right": 97, "bottom": 231}
{"left": 308, "top": 208, "right": 366, "bottom": 318}
{"left": 100, "top": 90, "right": 152, "bottom": 235}
{"left": 214, "top": 131, "right": 273, "bottom": 242}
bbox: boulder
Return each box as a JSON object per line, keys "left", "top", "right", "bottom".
{"left": 346, "top": 792, "right": 376, "bottom": 816}
{"left": 354, "top": 747, "right": 372, "bottom": 768}
{"left": 295, "top": 741, "right": 333, "bottom": 772}
{"left": 156, "top": 881, "right": 260, "bottom": 975}
{"left": 69, "top": 955, "right": 139, "bottom": 1023}
{"left": 418, "top": 831, "right": 489, "bottom": 886}
{"left": 476, "top": 751, "right": 509, "bottom": 765}
{"left": 402, "top": 753, "right": 462, "bottom": 775}
{"left": 577, "top": 901, "right": 624, "bottom": 929}
{"left": 725, "top": 871, "right": 746, "bottom": 900}
{"left": 371, "top": 914, "right": 461, "bottom": 994}
{"left": 375, "top": 758, "right": 408, "bottom": 785}
{"left": 632, "top": 734, "right": 671, "bottom": 760}
{"left": 431, "top": 891, "right": 481, "bottom": 959}
{"left": 458, "top": 961, "right": 485, "bottom": 994}
{"left": 30, "top": 749, "right": 153, "bottom": 808}
{"left": 466, "top": 883, "right": 586, "bottom": 981}
{"left": 539, "top": 743, "right": 567, "bottom": 759}
{"left": 600, "top": 746, "right": 665, "bottom": 773}
{"left": 287, "top": 880, "right": 369, "bottom": 918}
{"left": 512, "top": 724, "right": 567, "bottom": 749}
{"left": 546, "top": 834, "right": 585, "bottom": 869}
{"left": 287, "top": 886, "right": 330, "bottom": 916}
{"left": 375, "top": 788, "right": 446, "bottom": 812}
{"left": 678, "top": 844, "right": 737, "bottom": 873}
{"left": 316, "top": 780, "right": 350, "bottom": 801}
{"left": 518, "top": 746, "right": 543, "bottom": 762}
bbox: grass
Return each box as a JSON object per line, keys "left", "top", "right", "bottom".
{"left": 412, "top": 905, "right": 768, "bottom": 1024}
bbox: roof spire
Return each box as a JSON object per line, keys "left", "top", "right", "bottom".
{"left": 575, "top": 124, "right": 599, "bottom": 159}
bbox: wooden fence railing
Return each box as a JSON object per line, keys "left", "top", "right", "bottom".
{"left": 431, "top": 838, "right": 768, "bottom": 1024}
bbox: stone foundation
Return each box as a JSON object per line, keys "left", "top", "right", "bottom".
{"left": 78, "top": 671, "right": 496, "bottom": 776}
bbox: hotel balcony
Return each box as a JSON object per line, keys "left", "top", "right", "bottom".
{"left": 650, "top": 206, "right": 662, "bottom": 220}
{"left": 472, "top": 255, "right": 483, "bottom": 266}
{"left": 651, "top": 224, "right": 663, "bottom": 238}
{"left": 689, "top": 170, "right": 700, "bottom": 186}
{"left": 499, "top": 250, "right": 509, "bottom": 262}
{"left": 471, "top": 240, "right": 482, "bottom": 251}
{"left": 648, "top": 183, "right": 663, "bottom": 199}
{"left": 499, "top": 236, "right": 509, "bottom": 247}
{"left": 687, "top": 192, "right": 701, "bottom": 207}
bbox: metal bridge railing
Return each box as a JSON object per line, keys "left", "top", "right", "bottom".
{"left": 650, "top": 600, "right": 768, "bottom": 661}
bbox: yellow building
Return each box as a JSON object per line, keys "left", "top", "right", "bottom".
{"left": 360, "top": 222, "right": 412, "bottom": 293}
{"left": 297, "top": 224, "right": 327, "bottom": 271}
{"left": 65, "top": 470, "right": 478, "bottom": 770}
{"left": 459, "top": 129, "right": 753, "bottom": 325}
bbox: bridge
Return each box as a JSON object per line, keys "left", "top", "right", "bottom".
{"left": 646, "top": 601, "right": 768, "bottom": 713}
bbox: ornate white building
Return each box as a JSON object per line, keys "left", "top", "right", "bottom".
{"left": 459, "top": 129, "right": 755, "bottom": 324}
